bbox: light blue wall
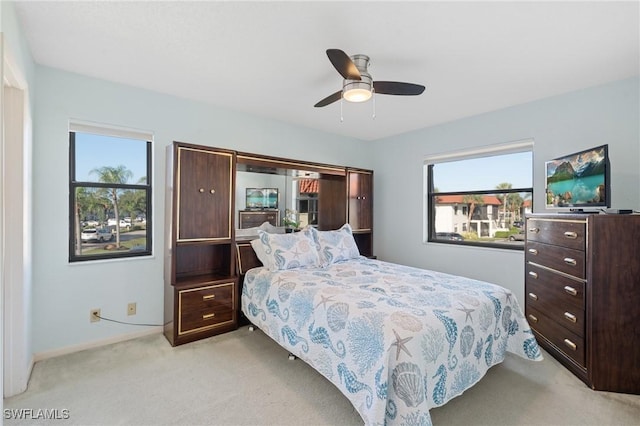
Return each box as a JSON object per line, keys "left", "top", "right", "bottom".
{"left": 371, "top": 77, "right": 640, "bottom": 304}
{"left": 32, "top": 66, "right": 370, "bottom": 354}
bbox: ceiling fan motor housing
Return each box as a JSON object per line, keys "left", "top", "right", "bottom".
{"left": 343, "top": 54, "right": 372, "bottom": 102}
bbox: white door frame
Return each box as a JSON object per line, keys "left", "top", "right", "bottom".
{"left": 2, "top": 35, "right": 34, "bottom": 397}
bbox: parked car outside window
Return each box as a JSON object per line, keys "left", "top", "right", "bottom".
{"left": 81, "top": 228, "right": 113, "bottom": 242}
{"left": 436, "top": 232, "right": 465, "bottom": 241}
{"left": 509, "top": 229, "right": 525, "bottom": 241}
{"left": 107, "top": 218, "right": 131, "bottom": 229}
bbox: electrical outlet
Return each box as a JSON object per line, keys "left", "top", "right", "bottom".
{"left": 127, "top": 302, "right": 136, "bottom": 316}
{"left": 90, "top": 309, "right": 101, "bottom": 322}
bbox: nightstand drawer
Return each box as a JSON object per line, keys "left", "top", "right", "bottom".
{"left": 525, "top": 264, "right": 584, "bottom": 310}
{"left": 527, "top": 305, "right": 585, "bottom": 367}
{"left": 179, "top": 284, "right": 234, "bottom": 310}
{"left": 179, "top": 306, "right": 234, "bottom": 334}
{"left": 178, "top": 282, "right": 235, "bottom": 335}
{"left": 526, "top": 241, "right": 585, "bottom": 279}
{"left": 526, "top": 219, "right": 586, "bottom": 251}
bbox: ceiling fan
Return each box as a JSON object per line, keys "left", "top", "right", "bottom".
{"left": 314, "top": 49, "right": 426, "bottom": 108}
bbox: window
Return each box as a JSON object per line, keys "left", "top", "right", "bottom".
{"left": 424, "top": 141, "right": 533, "bottom": 249}
{"left": 69, "top": 122, "right": 152, "bottom": 262}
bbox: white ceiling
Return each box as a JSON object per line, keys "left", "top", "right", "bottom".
{"left": 13, "top": 1, "right": 640, "bottom": 141}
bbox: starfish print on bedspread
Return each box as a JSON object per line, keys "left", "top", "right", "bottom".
{"left": 456, "top": 304, "right": 475, "bottom": 323}
{"left": 389, "top": 329, "right": 413, "bottom": 360}
{"left": 315, "top": 294, "right": 335, "bottom": 310}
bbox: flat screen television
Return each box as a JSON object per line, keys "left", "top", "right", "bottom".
{"left": 545, "top": 144, "right": 610, "bottom": 210}
{"left": 246, "top": 188, "right": 278, "bottom": 209}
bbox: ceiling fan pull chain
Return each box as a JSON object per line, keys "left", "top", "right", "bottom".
{"left": 340, "top": 97, "right": 344, "bottom": 123}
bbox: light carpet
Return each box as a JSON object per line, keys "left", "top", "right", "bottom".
{"left": 4, "top": 328, "right": 640, "bottom": 425}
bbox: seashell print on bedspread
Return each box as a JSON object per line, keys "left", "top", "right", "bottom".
{"left": 241, "top": 257, "right": 542, "bottom": 426}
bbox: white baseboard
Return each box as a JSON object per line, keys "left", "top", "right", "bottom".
{"left": 33, "top": 327, "right": 163, "bottom": 362}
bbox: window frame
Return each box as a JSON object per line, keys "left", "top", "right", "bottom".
{"left": 68, "top": 123, "right": 153, "bottom": 262}
{"left": 424, "top": 140, "right": 533, "bottom": 250}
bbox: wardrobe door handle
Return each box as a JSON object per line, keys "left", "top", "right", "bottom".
{"left": 564, "top": 231, "right": 578, "bottom": 239}
{"left": 528, "top": 271, "right": 538, "bottom": 279}
{"left": 528, "top": 248, "right": 538, "bottom": 255}
{"left": 528, "top": 292, "right": 538, "bottom": 301}
{"left": 199, "top": 188, "right": 205, "bottom": 193}
{"left": 564, "top": 286, "right": 578, "bottom": 296}
{"left": 563, "top": 257, "right": 577, "bottom": 266}
{"left": 564, "top": 312, "right": 577, "bottom": 323}
{"left": 528, "top": 314, "right": 538, "bottom": 323}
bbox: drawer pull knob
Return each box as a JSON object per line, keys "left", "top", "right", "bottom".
{"left": 564, "top": 231, "right": 578, "bottom": 239}
{"left": 528, "top": 227, "right": 539, "bottom": 234}
{"left": 563, "top": 286, "right": 578, "bottom": 296}
{"left": 564, "top": 312, "right": 577, "bottom": 323}
{"left": 203, "top": 294, "right": 216, "bottom": 300}
{"left": 202, "top": 313, "right": 215, "bottom": 320}
{"left": 210, "top": 189, "right": 216, "bottom": 194}
{"left": 528, "top": 248, "right": 538, "bottom": 255}
{"left": 528, "top": 314, "right": 538, "bottom": 323}
{"left": 563, "top": 257, "right": 577, "bottom": 266}
{"left": 528, "top": 292, "right": 538, "bottom": 301}
{"left": 563, "top": 339, "right": 577, "bottom": 351}
{"left": 199, "top": 188, "right": 204, "bottom": 193}
{"left": 528, "top": 271, "right": 538, "bottom": 279}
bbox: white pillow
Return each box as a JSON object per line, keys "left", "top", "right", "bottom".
{"left": 313, "top": 223, "right": 361, "bottom": 266}
{"left": 250, "top": 238, "right": 270, "bottom": 268}
{"left": 254, "top": 228, "right": 322, "bottom": 271}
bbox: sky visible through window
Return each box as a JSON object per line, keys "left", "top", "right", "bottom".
{"left": 75, "top": 133, "right": 147, "bottom": 182}
{"left": 432, "top": 151, "right": 532, "bottom": 192}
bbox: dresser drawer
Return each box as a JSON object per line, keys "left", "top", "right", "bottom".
{"left": 239, "top": 211, "right": 279, "bottom": 229}
{"left": 527, "top": 305, "right": 585, "bottom": 367}
{"left": 526, "top": 218, "right": 586, "bottom": 251}
{"left": 526, "top": 241, "right": 585, "bottom": 279}
{"left": 525, "top": 263, "right": 584, "bottom": 310}
{"left": 525, "top": 283, "right": 584, "bottom": 337}
{"left": 178, "top": 283, "right": 235, "bottom": 335}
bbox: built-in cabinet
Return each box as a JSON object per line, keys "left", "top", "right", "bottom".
{"left": 165, "top": 143, "right": 375, "bottom": 345}
{"left": 164, "top": 143, "right": 238, "bottom": 346}
{"left": 347, "top": 169, "right": 373, "bottom": 257}
{"left": 524, "top": 213, "right": 640, "bottom": 394}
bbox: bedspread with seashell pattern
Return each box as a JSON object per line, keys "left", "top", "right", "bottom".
{"left": 242, "top": 257, "right": 542, "bottom": 425}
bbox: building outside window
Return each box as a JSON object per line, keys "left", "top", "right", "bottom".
{"left": 424, "top": 140, "right": 533, "bottom": 249}
{"left": 69, "top": 122, "right": 152, "bottom": 262}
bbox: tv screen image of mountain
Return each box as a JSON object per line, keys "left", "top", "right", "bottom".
{"left": 245, "top": 188, "right": 278, "bottom": 209}
{"left": 545, "top": 144, "right": 610, "bottom": 210}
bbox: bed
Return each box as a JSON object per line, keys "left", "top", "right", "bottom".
{"left": 238, "top": 224, "right": 542, "bottom": 425}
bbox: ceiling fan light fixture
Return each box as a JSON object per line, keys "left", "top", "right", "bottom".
{"left": 343, "top": 86, "right": 372, "bottom": 103}
{"left": 343, "top": 72, "right": 373, "bottom": 103}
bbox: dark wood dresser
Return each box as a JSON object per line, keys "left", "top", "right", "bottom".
{"left": 238, "top": 209, "right": 279, "bottom": 228}
{"left": 524, "top": 213, "right": 640, "bottom": 394}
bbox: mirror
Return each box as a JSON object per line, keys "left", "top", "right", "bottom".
{"left": 236, "top": 169, "right": 321, "bottom": 230}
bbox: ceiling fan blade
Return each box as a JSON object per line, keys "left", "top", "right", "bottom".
{"left": 326, "top": 49, "right": 361, "bottom": 80}
{"left": 373, "top": 81, "right": 425, "bottom": 96}
{"left": 314, "top": 90, "right": 343, "bottom": 108}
